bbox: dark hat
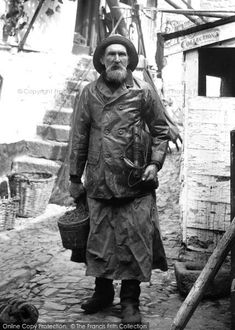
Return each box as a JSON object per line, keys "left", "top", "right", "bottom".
{"left": 93, "top": 34, "right": 139, "bottom": 74}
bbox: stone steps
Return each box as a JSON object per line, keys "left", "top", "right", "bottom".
{"left": 55, "top": 92, "right": 77, "bottom": 108}
{"left": 43, "top": 108, "right": 73, "bottom": 126}
{"left": 66, "top": 79, "right": 90, "bottom": 93}
{"left": 12, "top": 155, "right": 62, "bottom": 176}
{"left": 10, "top": 57, "right": 93, "bottom": 204}
{"left": 36, "top": 124, "right": 70, "bottom": 142}
{"left": 25, "top": 138, "right": 68, "bottom": 161}
{"left": 72, "top": 68, "right": 98, "bottom": 83}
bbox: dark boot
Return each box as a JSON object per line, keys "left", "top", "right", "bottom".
{"left": 120, "top": 280, "right": 142, "bottom": 324}
{"left": 81, "top": 277, "right": 114, "bottom": 313}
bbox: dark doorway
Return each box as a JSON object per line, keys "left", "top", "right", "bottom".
{"left": 199, "top": 47, "right": 235, "bottom": 97}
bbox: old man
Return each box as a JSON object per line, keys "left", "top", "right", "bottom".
{"left": 69, "top": 34, "right": 171, "bottom": 324}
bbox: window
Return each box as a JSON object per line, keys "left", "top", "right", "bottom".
{"left": 206, "top": 75, "right": 222, "bottom": 97}
{"left": 199, "top": 48, "right": 235, "bottom": 97}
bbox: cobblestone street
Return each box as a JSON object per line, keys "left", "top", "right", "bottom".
{"left": 0, "top": 151, "right": 231, "bottom": 329}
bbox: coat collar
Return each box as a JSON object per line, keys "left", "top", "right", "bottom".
{"left": 96, "top": 70, "right": 134, "bottom": 104}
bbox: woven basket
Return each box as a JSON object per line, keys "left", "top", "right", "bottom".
{"left": 0, "top": 179, "right": 18, "bottom": 232}
{"left": 8, "top": 172, "right": 56, "bottom": 218}
{"left": 58, "top": 201, "right": 89, "bottom": 250}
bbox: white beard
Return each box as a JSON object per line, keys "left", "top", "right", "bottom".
{"left": 106, "top": 66, "right": 127, "bottom": 84}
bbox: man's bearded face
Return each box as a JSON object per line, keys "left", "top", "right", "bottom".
{"left": 100, "top": 44, "right": 129, "bottom": 84}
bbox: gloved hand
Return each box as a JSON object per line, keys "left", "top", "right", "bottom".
{"left": 141, "top": 164, "right": 158, "bottom": 182}
{"left": 69, "top": 182, "right": 86, "bottom": 201}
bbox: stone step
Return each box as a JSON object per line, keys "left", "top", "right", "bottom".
{"left": 37, "top": 124, "right": 71, "bottom": 142}
{"left": 72, "top": 68, "right": 98, "bottom": 83}
{"left": 25, "top": 139, "right": 68, "bottom": 161}
{"left": 55, "top": 91, "right": 77, "bottom": 108}
{"left": 12, "top": 155, "right": 62, "bottom": 176}
{"left": 65, "top": 79, "right": 89, "bottom": 93}
{"left": 43, "top": 108, "right": 73, "bottom": 126}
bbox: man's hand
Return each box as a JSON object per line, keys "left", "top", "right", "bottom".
{"left": 141, "top": 164, "right": 158, "bottom": 182}
{"left": 69, "top": 182, "right": 86, "bottom": 200}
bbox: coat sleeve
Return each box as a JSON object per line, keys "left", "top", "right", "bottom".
{"left": 142, "top": 85, "right": 171, "bottom": 170}
{"left": 69, "top": 87, "right": 91, "bottom": 182}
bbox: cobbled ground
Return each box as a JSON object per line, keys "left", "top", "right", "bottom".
{"left": 0, "top": 149, "right": 231, "bottom": 330}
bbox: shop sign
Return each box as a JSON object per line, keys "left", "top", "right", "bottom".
{"left": 164, "top": 27, "right": 223, "bottom": 55}
{"left": 180, "top": 29, "right": 220, "bottom": 50}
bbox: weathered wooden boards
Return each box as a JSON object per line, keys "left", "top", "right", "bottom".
{"left": 182, "top": 97, "right": 235, "bottom": 249}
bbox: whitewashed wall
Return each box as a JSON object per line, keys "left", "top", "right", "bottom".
{"left": 0, "top": 51, "right": 79, "bottom": 143}
{"left": 181, "top": 97, "right": 235, "bottom": 251}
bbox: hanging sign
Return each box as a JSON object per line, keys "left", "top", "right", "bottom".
{"left": 180, "top": 29, "right": 220, "bottom": 50}
{"left": 163, "top": 21, "right": 235, "bottom": 56}
{"left": 164, "top": 28, "right": 220, "bottom": 55}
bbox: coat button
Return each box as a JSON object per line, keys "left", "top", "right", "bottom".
{"left": 104, "top": 129, "right": 110, "bottom": 135}
{"left": 118, "top": 129, "right": 124, "bottom": 135}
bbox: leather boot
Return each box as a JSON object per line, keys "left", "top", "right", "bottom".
{"left": 120, "top": 280, "right": 142, "bottom": 324}
{"left": 81, "top": 277, "right": 114, "bottom": 313}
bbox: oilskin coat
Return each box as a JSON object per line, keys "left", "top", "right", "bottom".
{"left": 70, "top": 71, "right": 170, "bottom": 197}
{"left": 70, "top": 71, "right": 171, "bottom": 281}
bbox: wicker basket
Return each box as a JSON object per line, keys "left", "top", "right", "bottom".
{"left": 8, "top": 172, "right": 56, "bottom": 218}
{"left": 0, "top": 178, "right": 18, "bottom": 232}
{"left": 58, "top": 201, "right": 89, "bottom": 250}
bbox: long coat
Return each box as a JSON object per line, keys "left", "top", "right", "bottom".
{"left": 70, "top": 71, "right": 171, "bottom": 199}
{"left": 69, "top": 71, "right": 171, "bottom": 280}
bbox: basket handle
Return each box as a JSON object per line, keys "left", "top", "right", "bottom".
{"left": 7, "top": 179, "right": 11, "bottom": 198}
{"left": 1, "top": 176, "right": 11, "bottom": 199}
{"left": 10, "top": 173, "right": 31, "bottom": 184}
